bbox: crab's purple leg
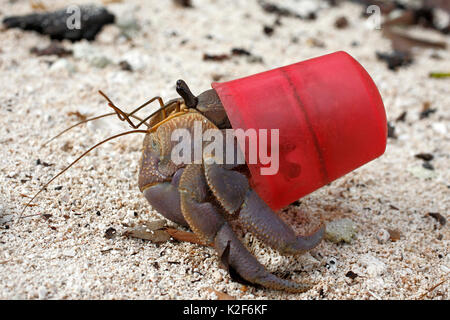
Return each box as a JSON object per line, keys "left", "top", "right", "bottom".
{"left": 204, "top": 164, "right": 325, "bottom": 255}
{"left": 179, "top": 164, "right": 312, "bottom": 292}
{"left": 214, "top": 223, "right": 311, "bottom": 292}
{"left": 142, "top": 168, "right": 188, "bottom": 227}
{"left": 240, "top": 190, "right": 325, "bottom": 254}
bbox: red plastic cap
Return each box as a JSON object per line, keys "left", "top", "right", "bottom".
{"left": 212, "top": 51, "right": 387, "bottom": 210}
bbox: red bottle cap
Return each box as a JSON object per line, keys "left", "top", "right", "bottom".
{"left": 212, "top": 51, "right": 387, "bottom": 210}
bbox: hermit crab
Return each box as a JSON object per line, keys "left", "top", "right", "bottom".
{"left": 23, "top": 51, "right": 387, "bottom": 293}
{"left": 135, "top": 80, "right": 325, "bottom": 292}
{"left": 23, "top": 79, "right": 324, "bottom": 293}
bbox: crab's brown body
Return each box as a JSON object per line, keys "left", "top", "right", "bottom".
{"left": 138, "top": 82, "right": 324, "bottom": 292}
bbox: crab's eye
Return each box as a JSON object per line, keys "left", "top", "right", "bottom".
{"left": 151, "top": 139, "right": 159, "bottom": 152}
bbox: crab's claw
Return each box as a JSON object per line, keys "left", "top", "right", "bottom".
{"left": 204, "top": 162, "right": 325, "bottom": 255}
{"left": 179, "top": 164, "right": 323, "bottom": 293}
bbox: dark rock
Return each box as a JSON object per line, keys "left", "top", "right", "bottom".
{"left": 3, "top": 5, "right": 115, "bottom": 42}
{"left": 422, "top": 162, "right": 434, "bottom": 170}
{"left": 387, "top": 122, "right": 397, "bottom": 139}
{"left": 263, "top": 25, "right": 274, "bottom": 36}
{"left": 203, "top": 53, "right": 230, "bottom": 62}
{"left": 419, "top": 108, "right": 437, "bottom": 119}
{"left": 173, "top": 0, "right": 194, "bottom": 8}
{"left": 376, "top": 51, "right": 413, "bottom": 70}
{"left": 335, "top": 16, "right": 349, "bottom": 29}
{"left": 345, "top": 271, "right": 358, "bottom": 279}
{"left": 119, "top": 60, "right": 133, "bottom": 72}
{"left": 415, "top": 153, "right": 434, "bottom": 161}
{"left": 231, "top": 48, "right": 251, "bottom": 56}
{"left": 104, "top": 227, "right": 117, "bottom": 239}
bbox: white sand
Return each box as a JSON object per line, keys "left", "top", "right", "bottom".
{"left": 0, "top": 0, "right": 448, "bottom": 299}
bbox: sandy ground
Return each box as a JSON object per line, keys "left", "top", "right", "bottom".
{"left": 0, "top": 0, "right": 448, "bottom": 300}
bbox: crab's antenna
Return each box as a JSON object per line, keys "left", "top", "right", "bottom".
{"left": 42, "top": 112, "right": 148, "bottom": 147}
{"left": 18, "top": 129, "right": 148, "bottom": 223}
{"left": 43, "top": 113, "right": 113, "bottom": 147}
{"left": 44, "top": 89, "right": 168, "bottom": 147}
{"left": 98, "top": 90, "right": 166, "bottom": 129}
{"left": 134, "top": 99, "right": 182, "bottom": 128}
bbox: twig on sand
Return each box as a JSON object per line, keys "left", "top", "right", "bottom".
{"left": 418, "top": 277, "right": 448, "bottom": 299}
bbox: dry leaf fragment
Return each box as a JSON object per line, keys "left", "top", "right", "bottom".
{"left": 31, "top": 43, "right": 72, "bottom": 57}
{"left": 429, "top": 72, "right": 450, "bottom": 78}
{"left": 30, "top": 0, "right": 47, "bottom": 11}
{"left": 387, "top": 229, "right": 401, "bottom": 242}
{"left": 67, "top": 111, "right": 87, "bottom": 121}
{"left": 124, "top": 220, "right": 171, "bottom": 243}
{"left": 165, "top": 227, "right": 211, "bottom": 246}
{"left": 124, "top": 227, "right": 171, "bottom": 243}
{"left": 428, "top": 213, "right": 447, "bottom": 226}
{"left": 383, "top": 29, "right": 446, "bottom": 52}
{"left": 206, "top": 287, "right": 236, "bottom": 300}
{"left": 102, "top": 0, "right": 123, "bottom": 4}
{"left": 143, "top": 220, "right": 166, "bottom": 230}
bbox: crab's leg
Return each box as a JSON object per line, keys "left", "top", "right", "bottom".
{"left": 240, "top": 189, "right": 325, "bottom": 254}
{"left": 142, "top": 168, "right": 188, "bottom": 227}
{"left": 204, "top": 164, "right": 325, "bottom": 255}
{"left": 179, "top": 164, "right": 312, "bottom": 292}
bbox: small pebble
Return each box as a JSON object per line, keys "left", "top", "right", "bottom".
{"left": 325, "top": 218, "right": 358, "bottom": 243}
{"left": 422, "top": 162, "right": 434, "bottom": 170}
{"left": 73, "top": 42, "right": 95, "bottom": 60}
{"left": 90, "top": 56, "right": 112, "bottom": 69}
{"left": 432, "top": 122, "right": 447, "bottom": 135}
{"left": 263, "top": 25, "right": 274, "bottom": 36}
{"left": 38, "top": 286, "right": 48, "bottom": 300}
{"left": 212, "top": 271, "right": 223, "bottom": 282}
{"left": 376, "top": 229, "right": 390, "bottom": 244}
{"left": 121, "top": 51, "right": 148, "bottom": 71}
{"left": 127, "top": 210, "right": 136, "bottom": 220}
{"left": 0, "top": 213, "right": 13, "bottom": 224}
{"left": 62, "top": 248, "right": 76, "bottom": 257}
{"left": 50, "top": 59, "right": 77, "bottom": 73}
{"left": 360, "top": 254, "right": 386, "bottom": 277}
{"left": 325, "top": 257, "right": 337, "bottom": 272}
{"left": 119, "top": 60, "right": 133, "bottom": 72}
{"left": 116, "top": 10, "right": 140, "bottom": 39}
{"left": 408, "top": 166, "right": 437, "bottom": 179}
